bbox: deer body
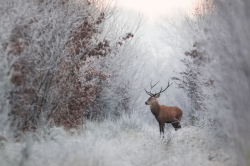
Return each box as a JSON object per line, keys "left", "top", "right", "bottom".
{"left": 153, "top": 105, "right": 182, "bottom": 123}
{"left": 145, "top": 81, "right": 183, "bottom": 138}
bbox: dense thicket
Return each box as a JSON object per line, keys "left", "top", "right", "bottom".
{"left": 0, "top": 0, "right": 144, "bottom": 132}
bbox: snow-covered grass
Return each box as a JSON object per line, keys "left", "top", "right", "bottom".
{"left": 0, "top": 111, "right": 234, "bottom": 166}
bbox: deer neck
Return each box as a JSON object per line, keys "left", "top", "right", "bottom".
{"left": 150, "top": 101, "right": 161, "bottom": 116}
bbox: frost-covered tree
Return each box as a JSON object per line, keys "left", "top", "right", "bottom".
{"left": 163, "top": 0, "right": 250, "bottom": 164}
{"left": 202, "top": 0, "right": 250, "bottom": 164}
{"left": 0, "top": 0, "right": 145, "bottom": 132}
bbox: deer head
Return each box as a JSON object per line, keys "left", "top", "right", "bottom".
{"left": 145, "top": 80, "right": 172, "bottom": 105}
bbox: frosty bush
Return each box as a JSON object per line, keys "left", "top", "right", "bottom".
{"left": 0, "top": 0, "right": 142, "bottom": 131}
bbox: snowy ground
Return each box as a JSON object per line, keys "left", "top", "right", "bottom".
{"left": 0, "top": 112, "right": 234, "bottom": 166}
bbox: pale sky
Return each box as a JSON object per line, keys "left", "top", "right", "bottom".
{"left": 118, "top": 0, "right": 194, "bottom": 23}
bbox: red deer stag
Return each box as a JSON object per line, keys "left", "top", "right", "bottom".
{"left": 145, "top": 81, "right": 183, "bottom": 138}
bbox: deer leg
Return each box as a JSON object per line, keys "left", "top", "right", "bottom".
{"left": 171, "top": 118, "right": 181, "bottom": 130}
{"left": 159, "top": 122, "right": 162, "bottom": 138}
{"left": 174, "top": 118, "right": 182, "bottom": 128}
{"left": 171, "top": 123, "right": 179, "bottom": 131}
{"left": 161, "top": 123, "right": 165, "bottom": 138}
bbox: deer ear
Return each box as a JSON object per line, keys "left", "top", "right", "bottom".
{"left": 155, "top": 94, "right": 160, "bottom": 98}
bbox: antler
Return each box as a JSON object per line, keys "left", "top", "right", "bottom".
{"left": 145, "top": 81, "right": 158, "bottom": 96}
{"left": 150, "top": 81, "right": 159, "bottom": 93}
{"left": 145, "top": 80, "right": 172, "bottom": 97}
{"left": 153, "top": 80, "right": 172, "bottom": 96}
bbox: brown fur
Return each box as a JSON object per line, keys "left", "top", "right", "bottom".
{"left": 145, "top": 95, "right": 183, "bottom": 137}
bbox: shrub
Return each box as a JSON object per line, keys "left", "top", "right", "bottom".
{"left": 1, "top": 0, "right": 138, "bottom": 131}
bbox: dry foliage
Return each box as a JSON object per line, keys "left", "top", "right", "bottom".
{"left": 189, "top": 0, "right": 214, "bottom": 17}
{"left": 3, "top": 0, "right": 134, "bottom": 131}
